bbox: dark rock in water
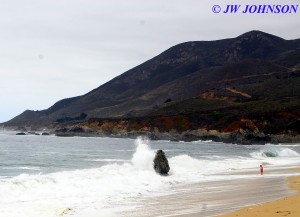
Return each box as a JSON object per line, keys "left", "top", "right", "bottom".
{"left": 16, "top": 132, "right": 26, "bottom": 135}
{"left": 153, "top": 150, "right": 170, "bottom": 175}
{"left": 42, "top": 132, "right": 50, "bottom": 135}
{"left": 28, "top": 131, "right": 40, "bottom": 135}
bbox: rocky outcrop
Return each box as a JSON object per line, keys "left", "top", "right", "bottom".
{"left": 16, "top": 132, "right": 26, "bottom": 135}
{"left": 227, "top": 119, "right": 271, "bottom": 145}
{"left": 42, "top": 132, "right": 50, "bottom": 136}
{"left": 28, "top": 131, "right": 40, "bottom": 135}
{"left": 49, "top": 109, "right": 300, "bottom": 144}
{"left": 55, "top": 127, "right": 98, "bottom": 137}
{"left": 153, "top": 150, "right": 170, "bottom": 175}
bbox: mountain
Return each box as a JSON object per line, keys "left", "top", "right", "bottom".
{"left": 2, "top": 31, "right": 300, "bottom": 144}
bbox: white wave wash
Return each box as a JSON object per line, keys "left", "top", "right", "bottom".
{"left": 250, "top": 145, "right": 300, "bottom": 165}
{"left": 0, "top": 138, "right": 300, "bottom": 217}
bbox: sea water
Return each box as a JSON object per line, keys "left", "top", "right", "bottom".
{"left": 0, "top": 130, "right": 300, "bottom": 217}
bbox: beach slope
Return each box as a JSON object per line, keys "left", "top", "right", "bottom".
{"left": 219, "top": 175, "right": 300, "bottom": 217}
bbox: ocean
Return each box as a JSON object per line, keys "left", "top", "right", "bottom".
{"left": 0, "top": 130, "right": 300, "bottom": 217}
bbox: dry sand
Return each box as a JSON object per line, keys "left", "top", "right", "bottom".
{"left": 218, "top": 173, "right": 300, "bottom": 217}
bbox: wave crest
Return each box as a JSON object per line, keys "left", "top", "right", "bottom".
{"left": 251, "top": 147, "right": 300, "bottom": 159}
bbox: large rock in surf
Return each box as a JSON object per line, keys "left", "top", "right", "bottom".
{"left": 153, "top": 150, "right": 170, "bottom": 175}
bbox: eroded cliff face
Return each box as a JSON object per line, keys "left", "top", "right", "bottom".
{"left": 54, "top": 109, "right": 300, "bottom": 144}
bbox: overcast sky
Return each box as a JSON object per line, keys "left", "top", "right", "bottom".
{"left": 0, "top": 0, "right": 299, "bottom": 122}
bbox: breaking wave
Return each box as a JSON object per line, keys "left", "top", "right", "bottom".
{"left": 0, "top": 137, "right": 300, "bottom": 217}
{"left": 251, "top": 146, "right": 300, "bottom": 159}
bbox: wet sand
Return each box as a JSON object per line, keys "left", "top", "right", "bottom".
{"left": 218, "top": 170, "right": 300, "bottom": 217}
{"left": 121, "top": 167, "right": 300, "bottom": 217}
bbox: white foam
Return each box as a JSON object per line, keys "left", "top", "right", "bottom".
{"left": 0, "top": 137, "right": 163, "bottom": 217}
{"left": 277, "top": 148, "right": 300, "bottom": 157}
{"left": 0, "top": 139, "right": 299, "bottom": 217}
{"left": 1, "top": 166, "right": 41, "bottom": 171}
{"left": 88, "top": 159, "right": 130, "bottom": 162}
{"left": 131, "top": 137, "right": 155, "bottom": 171}
{"left": 250, "top": 145, "right": 300, "bottom": 167}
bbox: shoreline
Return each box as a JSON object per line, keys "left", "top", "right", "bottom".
{"left": 2, "top": 128, "right": 300, "bottom": 145}
{"left": 218, "top": 170, "right": 300, "bottom": 217}
{"left": 121, "top": 167, "right": 300, "bottom": 217}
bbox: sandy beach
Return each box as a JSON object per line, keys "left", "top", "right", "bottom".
{"left": 218, "top": 171, "right": 300, "bottom": 217}
{"left": 122, "top": 167, "right": 300, "bottom": 217}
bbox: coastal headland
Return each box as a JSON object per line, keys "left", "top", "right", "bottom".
{"left": 1, "top": 31, "right": 299, "bottom": 145}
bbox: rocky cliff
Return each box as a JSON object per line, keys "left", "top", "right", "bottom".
{"left": 2, "top": 30, "right": 300, "bottom": 144}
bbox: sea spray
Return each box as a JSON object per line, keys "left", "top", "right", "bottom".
{"left": 0, "top": 138, "right": 162, "bottom": 217}
{"left": 251, "top": 146, "right": 300, "bottom": 159}
{"left": 131, "top": 137, "right": 155, "bottom": 170}
{"left": 1, "top": 135, "right": 300, "bottom": 217}
{"left": 277, "top": 148, "right": 300, "bottom": 157}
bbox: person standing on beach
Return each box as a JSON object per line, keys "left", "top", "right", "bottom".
{"left": 260, "top": 164, "right": 264, "bottom": 175}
